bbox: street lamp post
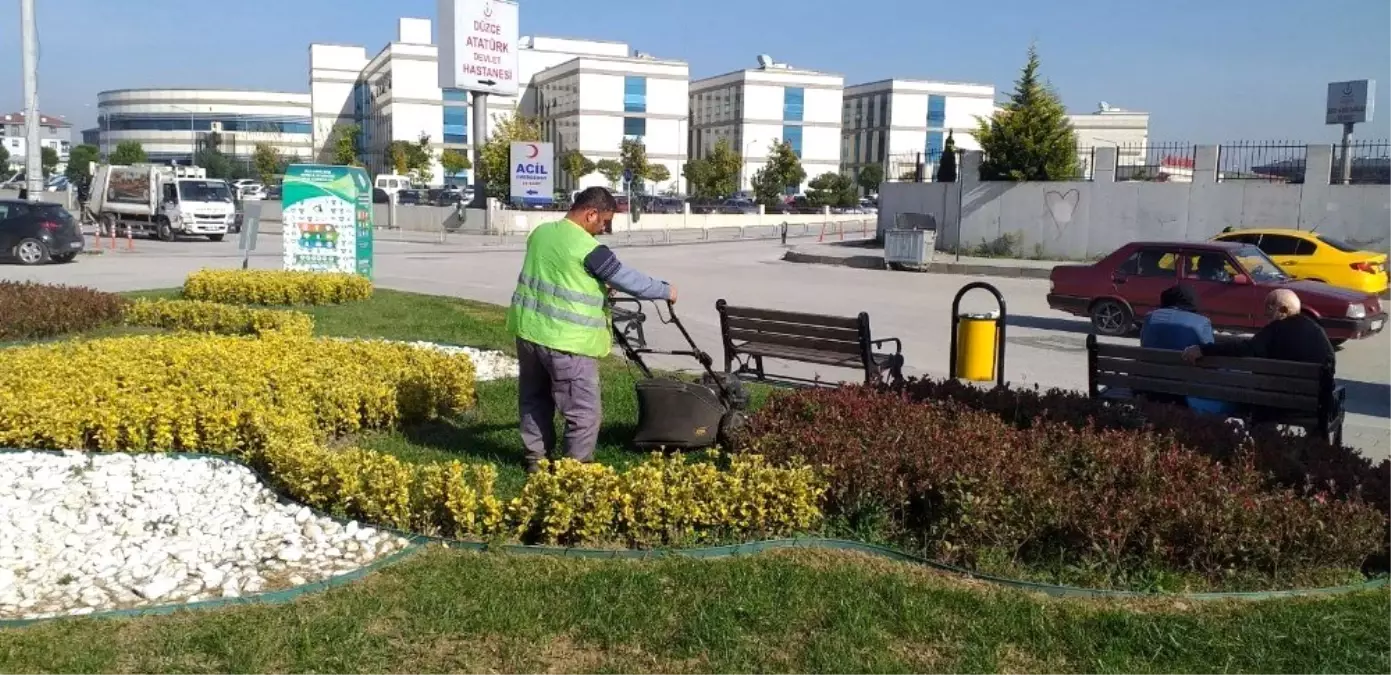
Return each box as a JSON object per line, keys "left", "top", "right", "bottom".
{"left": 169, "top": 104, "right": 200, "bottom": 165}
{"left": 741, "top": 138, "right": 759, "bottom": 193}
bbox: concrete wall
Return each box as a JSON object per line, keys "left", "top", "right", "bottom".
{"left": 877, "top": 144, "right": 1391, "bottom": 258}
{"left": 244, "top": 199, "right": 869, "bottom": 236}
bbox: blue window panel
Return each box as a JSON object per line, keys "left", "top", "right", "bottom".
{"left": 926, "top": 130, "right": 945, "bottom": 162}
{"left": 443, "top": 88, "right": 469, "bottom": 102}
{"left": 443, "top": 133, "right": 468, "bottom": 144}
{"left": 443, "top": 107, "right": 468, "bottom": 144}
{"left": 623, "top": 116, "right": 646, "bottom": 137}
{"left": 927, "top": 95, "right": 946, "bottom": 127}
{"left": 443, "top": 107, "right": 467, "bottom": 126}
{"left": 782, "top": 125, "right": 802, "bottom": 157}
{"left": 624, "top": 76, "right": 647, "bottom": 113}
{"left": 783, "top": 87, "right": 804, "bottom": 122}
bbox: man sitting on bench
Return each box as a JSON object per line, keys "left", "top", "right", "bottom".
{"left": 1139, "top": 285, "right": 1232, "bottom": 415}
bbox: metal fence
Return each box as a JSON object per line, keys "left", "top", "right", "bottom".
{"left": 1108, "top": 142, "right": 1196, "bottom": 182}
{"left": 1332, "top": 139, "right": 1391, "bottom": 185}
{"left": 1217, "top": 141, "right": 1308, "bottom": 182}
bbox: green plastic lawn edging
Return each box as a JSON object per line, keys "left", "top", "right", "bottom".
{"left": 0, "top": 449, "right": 1386, "bottom": 629}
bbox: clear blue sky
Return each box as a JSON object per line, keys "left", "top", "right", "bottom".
{"left": 3, "top": 0, "right": 1388, "bottom": 142}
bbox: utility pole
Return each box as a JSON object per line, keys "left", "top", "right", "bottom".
{"left": 21, "top": 0, "right": 43, "bottom": 197}
{"left": 1338, "top": 122, "right": 1354, "bottom": 185}
{"left": 470, "top": 92, "right": 490, "bottom": 232}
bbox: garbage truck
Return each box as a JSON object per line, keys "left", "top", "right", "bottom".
{"left": 88, "top": 164, "right": 234, "bottom": 241}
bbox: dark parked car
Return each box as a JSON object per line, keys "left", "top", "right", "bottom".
{"left": 0, "top": 200, "right": 84, "bottom": 265}
{"left": 263, "top": 185, "right": 282, "bottom": 201}
{"left": 1047, "top": 240, "right": 1385, "bottom": 344}
{"left": 639, "top": 196, "right": 684, "bottom": 214}
{"left": 397, "top": 189, "right": 424, "bottom": 206}
{"left": 372, "top": 188, "right": 390, "bottom": 204}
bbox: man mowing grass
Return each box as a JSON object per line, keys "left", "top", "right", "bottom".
{"left": 506, "top": 186, "right": 677, "bottom": 473}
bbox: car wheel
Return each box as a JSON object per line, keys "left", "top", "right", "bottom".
{"left": 207, "top": 234, "right": 225, "bottom": 242}
{"left": 14, "top": 238, "right": 50, "bottom": 266}
{"left": 1089, "top": 299, "right": 1133, "bottom": 336}
{"left": 156, "top": 218, "right": 175, "bottom": 242}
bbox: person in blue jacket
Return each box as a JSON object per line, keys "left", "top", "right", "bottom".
{"left": 1138, "top": 285, "right": 1234, "bottom": 415}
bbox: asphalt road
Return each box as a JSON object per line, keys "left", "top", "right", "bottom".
{"left": 6, "top": 234, "right": 1388, "bottom": 459}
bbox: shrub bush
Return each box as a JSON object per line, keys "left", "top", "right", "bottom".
{"left": 897, "top": 378, "right": 1390, "bottom": 515}
{"left": 183, "top": 269, "right": 373, "bottom": 305}
{"left": 124, "top": 298, "right": 315, "bottom": 337}
{"left": 738, "top": 386, "right": 1386, "bottom": 588}
{"left": 0, "top": 333, "right": 476, "bottom": 453}
{"left": 0, "top": 281, "right": 127, "bottom": 340}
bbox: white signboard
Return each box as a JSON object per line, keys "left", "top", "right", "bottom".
{"left": 509, "top": 142, "right": 554, "bottom": 204}
{"left": 438, "top": 0, "right": 519, "bottom": 96}
{"left": 1326, "top": 80, "right": 1375, "bottom": 125}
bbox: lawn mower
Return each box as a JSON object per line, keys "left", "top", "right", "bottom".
{"left": 609, "top": 294, "right": 749, "bottom": 450}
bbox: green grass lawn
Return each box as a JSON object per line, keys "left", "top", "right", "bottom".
{"left": 2, "top": 548, "right": 1386, "bottom": 674}
{"left": 2, "top": 288, "right": 1385, "bottom": 673}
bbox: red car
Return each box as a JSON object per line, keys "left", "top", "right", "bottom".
{"left": 1048, "top": 241, "right": 1386, "bottom": 344}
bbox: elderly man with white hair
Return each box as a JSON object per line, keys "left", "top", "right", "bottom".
{"left": 1182, "top": 288, "right": 1336, "bottom": 367}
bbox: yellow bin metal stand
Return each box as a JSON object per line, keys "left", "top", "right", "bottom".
{"left": 949, "top": 282, "right": 1007, "bottom": 388}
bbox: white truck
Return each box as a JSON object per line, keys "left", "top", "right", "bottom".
{"left": 88, "top": 164, "right": 235, "bottom": 241}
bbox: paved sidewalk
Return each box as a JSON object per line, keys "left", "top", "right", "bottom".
{"left": 784, "top": 241, "right": 1060, "bottom": 279}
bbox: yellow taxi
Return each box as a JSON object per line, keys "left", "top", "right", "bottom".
{"left": 1210, "top": 228, "right": 1389, "bottom": 295}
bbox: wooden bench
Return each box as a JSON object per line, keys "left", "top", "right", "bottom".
{"left": 1085, "top": 334, "right": 1346, "bottom": 445}
{"left": 716, "top": 300, "right": 904, "bottom": 386}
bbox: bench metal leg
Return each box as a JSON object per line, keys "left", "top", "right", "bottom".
{"left": 754, "top": 355, "right": 766, "bottom": 381}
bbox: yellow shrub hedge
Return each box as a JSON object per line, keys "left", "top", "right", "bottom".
{"left": 124, "top": 298, "right": 315, "bottom": 337}
{"left": 0, "top": 332, "right": 825, "bottom": 547}
{"left": 259, "top": 442, "right": 824, "bottom": 546}
{"left": 183, "top": 269, "right": 373, "bottom": 305}
{"left": 0, "top": 334, "right": 475, "bottom": 453}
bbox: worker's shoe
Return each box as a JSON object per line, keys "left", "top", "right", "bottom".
{"left": 524, "top": 461, "right": 543, "bottom": 475}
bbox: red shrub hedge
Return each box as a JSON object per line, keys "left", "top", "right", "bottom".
{"left": 897, "top": 377, "right": 1390, "bottom": 516}
{"left": 0, "top": 281, "right": 127, "bottom": 341}
{"left": 738, "top": 386, "right": 1386, "bottom": 586}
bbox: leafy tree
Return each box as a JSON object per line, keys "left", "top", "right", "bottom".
{"left": 974, "top": 45, "right": 1079, "bottom": 181}
{"left": 682, "top": 159, "right": 712, "bottom": 197}
{"left": 595, "top": 159, "right": 624, "bottom": 188}
{"left": 645, "top": 163, "right": 671, "bottom": 184}
{"left": 559, "top": 149, "right": 595, "bottom": 189}
{"left": 253, "top": 143, "right": 285, "bottom": 184}
{"left": 40, "top": 147, "right": 59, "bottom": 178}
{"left": 330, "top": 124, "right": 361, "bottom": 166}
{"left": 805, "top": 172, "right": 858, "bottom": 208}
{"left": 407, "top": 134, "right": 435, "bottom": 185}
{"left": 750, "top": 140, "right": 805, "bottom": 207}
{"left": 439, "top": 148, "right": 471, "bottom": 182}
{"left": 683, "top": 139, "right": 741, "bottom": 199}
{"left": 936, "top": 130, "right": 958, "bottom": 182}
{"left": 478, "top": 112, "right": 541, "bottom": 199}
{"left": 620, "top": 139, "right": 649, "bottom": 183}
{"left": 856, "top": 164, "right": 883, "bottom": 196}
{"left": 0, "top": 143, "right": 9, "bottom": 169}
{"left": 389, "top": 142, "right": 410, "bottom": 175}
{"left": 109, "top": 141, "right": 147, "bottom": 165}
{"left": 65, "top": 144, "right": 100, "bottom": 184}
{"left": 195, "top": 148, "right": 238, "bottom": 179}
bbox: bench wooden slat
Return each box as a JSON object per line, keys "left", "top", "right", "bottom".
{"left": 1094, "top": 356, "right": 1323, "bottom": 395}
{"left": 734, "top": 341, "right": 897, "bottom": 366}
{"left": 1095, "top": 373, "right": 1318, "bottom": 410}
{"left": 725, "top": 316, "right": 862, "bottom": 342}
{"left": 1093, "top": 342, "right": 1323, "bottom": 378}
{"left": 726, "top": 329, "right": 863, "bottom": 355}
{"left": 721, "top": 305, "right": 862, "bottom": 330}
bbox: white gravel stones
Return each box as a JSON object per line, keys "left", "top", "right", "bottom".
{"left": 0, "top": 451, "right": 410, "bottom": 621}
{"left": 334, "top": 338, "right": 520, "bottom": 382}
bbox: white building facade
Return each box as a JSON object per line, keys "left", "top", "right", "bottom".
{"left": 1068, "top": 104, "right": 1150, "bottom": 175}
{"left": 1, "top": 112, "right": 72, "bottom": 170}
{"left": 310, "top": 19, "right": 449, "bottom": 185}
{"left": 841, "top": 79, "right": 995, "bottom": 183}
{"left": 533, "top": 55, "right": 688, "bottom": 194}
{"left": 690, "top": 62, "right": 843, "bottom": 193}
{"left": 95, "top": 89, "right": 311, "bottom": 166}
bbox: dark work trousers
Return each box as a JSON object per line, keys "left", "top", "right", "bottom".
{"left": 516, "top": 337, "right": 602, "bottom": 464}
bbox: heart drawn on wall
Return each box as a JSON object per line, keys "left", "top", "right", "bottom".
{"left": 1044, "top": 189, "right": 1080, "bottom": 237}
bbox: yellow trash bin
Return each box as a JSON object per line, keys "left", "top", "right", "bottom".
{"left": 954, "top": 311, "right": 1000, "bottom": 382}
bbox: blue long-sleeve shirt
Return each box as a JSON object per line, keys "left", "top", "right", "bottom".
{"left": 1139, "top": 308, "right": 1233, "bottom": 415}
{"left": 583, "top": 245, "right": 671, "bottom": 300}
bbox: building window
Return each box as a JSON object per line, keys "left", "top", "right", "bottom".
{"left": 624, "top": 76, "right": 647, "bottom": 113}
{"left": 443, "top": 88, "right": 469, "bottom": 103}
{"left": 877, "top": 94, "right": 888, "bottom": 127}
{"left": 926, "top": 130, "right": 945, "bottom": 162}
{"left": 783, "top": 87, "right": 804, "bottom": 122}
{"left": 853, "top": 133, "right": 862, "bottom": 164}
{"left": 782, "top": 125, "right": 803, "bottom": 158}
{"left": 623, "top": 116, "right": 646, "bottom": 139}
{"left": 443, "top": 106, "right": 467, "bottom": 145}
{"left": 927, "top": 95, "right": 946, "bottom": 127}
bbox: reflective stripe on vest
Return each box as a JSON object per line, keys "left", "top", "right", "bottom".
{"left": 509, "top": 290, "right": 607, "bottom": 328}
{"left": 516, "top": 272, "right": 606, "bottom": 308}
